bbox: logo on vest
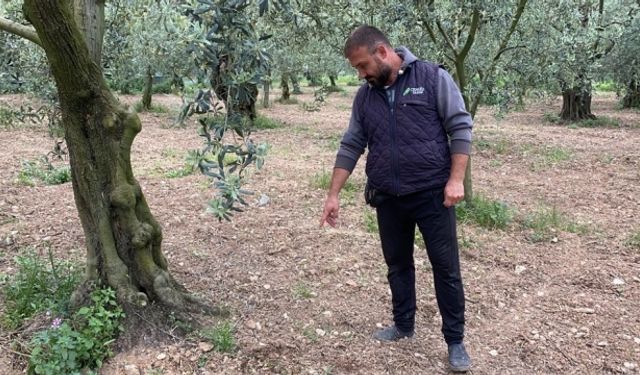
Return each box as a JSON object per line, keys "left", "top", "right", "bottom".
{"left": 402, "top": 87, "right": 425, "bottom": 96}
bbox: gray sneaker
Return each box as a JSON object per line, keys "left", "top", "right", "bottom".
{"left": 448, "top": 343, "right": 471, "bottom": 372}
{"left": 372, "top": 325, "right": 414, "bottom": 342}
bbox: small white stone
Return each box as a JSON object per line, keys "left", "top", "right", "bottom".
{"left": 199, "top": 342, "right": 214, "bottom": 352}
{"left": 315, "top": 328, "right": 326, "bottom": 336}
{"left": 263, "top": 284, "right": 271, "bottom": 289}
{"left": 489, "top": 350, "right": 498, "bottom": 357}
{"left": 322, "top": 311, "right": 333, "bottom": 317}
{"left": 624, "top": 362, "right": 637, "bottom": 370}
{"left": 157, "top": 353, "right": 167, "bottom": 360}
{"left": 597, "top": 341, "right": 608, "bottom": 347}
{"left": 613, "top": 277, "right": 625, "bottom": 286}
{"left": 634, "top": 337, "right": 640, "bottom": 344}
{"left": 124, "top": 364, "right": 140, "bottom": 375}
{"left": 515, "top": 265, "right": 526, "bottom": 274}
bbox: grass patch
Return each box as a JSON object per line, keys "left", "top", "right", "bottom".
{"left": 277, "top": 97, "right": 299, "bottom": 105}
{"left": 543, "top": 112, "right": 621, "bottom": 128}
{"left": 1, "top": 249, "right": 80, "bottom": 329}
{"left": 200, "top": 321, "right": 236, "bottom": 353}
{"left": 520, "top": 205, "right": 588, "bottom": 243}
{"left": 165, "top": 165, "right": 195, "bottom": 179}
{"left": 0, "top": 105, "right": 18, "bottom": 129}
{"left": 626, "top": 230, "right": 640, "bottom": 250}
{"left": 474, "top": 137, "right": 511, "bottom": 155}
{"left": 134, "top": 101, "right": 171, "bottom": 114}
{"left": 520, "top": 144, "right": 574, "bottom": 170}
{"left": 456, "top": 195, "right": 512, "bottom": 230}
{"left": 18, "top": 157, "right": 71, "bottom": 186}
{"left": 310, "top": 170, "right": 360, "bottom": 203}
{"left": 292, "top": 282, "right": 315, "bottom": 300}
{"left": 253, "top": 114, "right": 283, "bottom": 130}
{"left": 320, "top": 134, "right": 342, "bottom": 151}
{"left": 574, "top": 116, "right": 620, "bottom": 128}
{"left": 363, "top": 208, "right": 378, "bottom": 234}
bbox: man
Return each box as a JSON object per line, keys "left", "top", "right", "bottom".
{"left": 319, "top": 25, "right": 473, "bottom": 373}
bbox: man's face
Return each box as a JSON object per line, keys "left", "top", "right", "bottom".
{"left": 348, "top": 46, "right": 392, "bottom": 88}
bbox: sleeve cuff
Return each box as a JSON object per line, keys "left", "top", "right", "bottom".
{"left": 450, "top": 140, "right": 471, "bottom": 155}
{"left": 334, "top": 155, "right": 357, "bottom": 173}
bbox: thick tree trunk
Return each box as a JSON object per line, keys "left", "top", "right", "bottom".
{"left": 23, "top": 0, "right": 206, "bottom": 312}
{"left": 560, "top": 88, "right": 596, "bottom": 121}
{"left": 329, "top": 74, "right": 337, "bottom": 87}
{"left": 280, "top": 73, "right": 290, "bottom": 101}
{"left": 291, "top": 74, "right": 302, "bottom": 94}
{"left": 622, "top": 80, "right": 640, "bottom": 108}
{"left": 142, "top": 65, "right": 153, "bottom": 111}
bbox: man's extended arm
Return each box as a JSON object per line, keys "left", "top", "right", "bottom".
{"left": 320, "top": 92, "right": 367, "bottom": 227}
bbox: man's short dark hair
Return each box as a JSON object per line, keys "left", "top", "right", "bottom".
{"left": 343, "top": 25, "right": 391, "bottom": 57}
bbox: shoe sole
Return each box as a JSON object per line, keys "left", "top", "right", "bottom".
{"left": 450, "top": 365, "right": 470, "bottom": 373}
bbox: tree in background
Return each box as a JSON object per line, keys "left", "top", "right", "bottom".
{"left": 541, "top": 0, "right": 637, "bottom": 120}
{"left": 0, "top": 1, "right": 52, "bottom": 95}
{"left": 387, "top": 0, "right": 529, "bottom": 202}
{"left": 605, "top": 8, "right": 640, "bottom": 108}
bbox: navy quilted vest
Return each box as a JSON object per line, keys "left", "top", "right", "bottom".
{"left": 356, "top": 61, "right": 451, "bottom": 195}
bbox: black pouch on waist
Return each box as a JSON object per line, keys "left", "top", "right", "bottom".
{"left": 364, "top": 182, "right": 390, "bottom": 208}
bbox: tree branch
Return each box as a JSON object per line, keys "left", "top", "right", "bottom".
{"left": 470, "top": 0, "right": 529, "bottom": 116}
{"left": 0, "top": 16, "right": 41, "bottom": 46}
{"left": 436, "top": 20, "right": 459, "bottom": 58}
{"left": 458, "top": 9, "right": 481, "bottom": 61}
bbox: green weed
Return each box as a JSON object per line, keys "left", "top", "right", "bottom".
{"left": 18, "top": 157, "right": 71, "bottom": 186}
{"left": 292, "top": 282, "right": 315, "bottom": 300}
{"left": 363, "top": 208, "right": 378, "bottom": 234}
{"left": 456, "top": 195, "right": 512, "bottom": 230}
{"left": 134, "top": 101, "right": 171, "bottom": 114}
{"left": 200, "top": 321, "right": 236, "bottom": 353}
{"left": 253, "top": 115, "right": 283, "bottom": 130}
{"left": 28, "top": 287, "right": 125, "bottom": 375}
{"left": 626, "top": 230, "right": 640, "bottom": 250}
{"left": 521, "top": 205, "right": 587, "bottom": 242}
{"left": 1, "top": 249, "right": 80, "bottom": 329}
{"left": 575, "top": 116, "right": 620, "bottom": 128}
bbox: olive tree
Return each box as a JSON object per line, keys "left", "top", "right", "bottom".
{"left": 0, "top": 0, "right": 271, "bottom": 313}
{"left": 387, "top": 0, "right": 529, "bottom": 201}
{"left": 605, "top": 9, "right": 640, "bottom": 108}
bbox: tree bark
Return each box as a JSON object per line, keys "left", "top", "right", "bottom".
{"left": 73, "top": 0, "right": 104, "bottom": 64}
{"left": 329, "top": 74, "right": 337, "bottom": 87}
{"left": 291, "top": 74, "right": 302, "bottom": 94}
{"left": 262, "top": 69, "right": 270, "bottom": 108}
{"left": 280, "top": 72, "right": 290, "bottom": 101}
{"left": 142, "top": 65, "right": 153, "bottom": 111}
{"left": 622, "top": 80, "right": 640, "bottom": 108}
{"left": 23, "top": 0, "right": 207, "bottom": 312}
{"left": 560, "top": 87, "right": 596, "bottom": 121}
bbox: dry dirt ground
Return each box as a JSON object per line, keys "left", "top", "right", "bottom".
{"left": 0, "top": 88, "right": 639, "bottom": 374}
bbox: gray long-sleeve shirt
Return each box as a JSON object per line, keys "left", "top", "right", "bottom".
{"left": 335, "top": 47, "right": 473, "bottom": 172}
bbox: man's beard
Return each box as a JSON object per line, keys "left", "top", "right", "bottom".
{"left": 366, "top": 61, "right": 392, "bottom": 88}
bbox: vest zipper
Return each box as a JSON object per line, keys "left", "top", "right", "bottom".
{"left": 389, "top": 83, "right": 401, "bottom": 196}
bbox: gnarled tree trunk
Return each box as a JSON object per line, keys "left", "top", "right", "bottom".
{"left": 623, "top": 80, "right": 640, "bottom": 109}
{"left": 560, "top": 87, "right": 596, "bottom": 121}
{"left": 23, "top": 0, "right": 207, "bottom": 312}
{"left": 280, "top": 72, "right": 290, "bottom": 101}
